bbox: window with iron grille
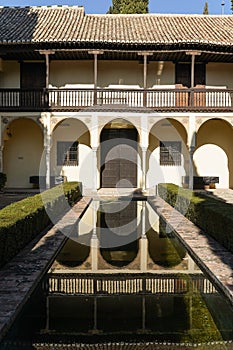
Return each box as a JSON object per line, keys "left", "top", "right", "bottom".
{"left": 160, "top": 141, "right": 181, "bottom": 166}
{"left": 57, "top": 141, "right": 79, "bottom": 166}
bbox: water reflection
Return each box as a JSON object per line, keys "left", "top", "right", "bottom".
{"left": 1, "top": 200, "right": 233, "bottom": 349}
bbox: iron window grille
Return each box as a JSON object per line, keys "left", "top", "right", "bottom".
{"left": 160, "top": 141, "right": 181, "bottom": 166}
{"left": 57, "top": 141, "right": 79, "bottom": 166}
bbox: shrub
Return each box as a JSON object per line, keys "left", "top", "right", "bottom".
{"left": 0, "top": 182, "right": 82, "bottom": 267}
{"left": 0, "top": 172, "right": 6, "bottom": 191}
{"left": 158, "top": 183, "right": 233, "bottom": 254}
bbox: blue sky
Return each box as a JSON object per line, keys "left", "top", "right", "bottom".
{"left": 0, "top": 0, "right": 231, "bottom": 15}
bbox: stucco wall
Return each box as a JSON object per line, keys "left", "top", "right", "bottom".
{"left": 0, "top": 61, "right": 20, "bottom": 88}
{"left": 206, "top": 63, "right": 233, "bottom": 89}
{"left": 49, "top": 60, "right": 175, "bottom": 88}
{"left": 1, "top": 59, "right": 233, "bottom": 89}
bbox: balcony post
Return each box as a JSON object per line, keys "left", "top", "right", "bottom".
{"left": 186, "top": 51, "right": 201, "bottom": 107}
{"left": 88, "top": 50, "right": 103, "bottom": 105}
{"left": 39, "top": 50, "right": 55, "bottom": 89}
{"left": 138, "top": 52, "right": 153, "bottom": 107}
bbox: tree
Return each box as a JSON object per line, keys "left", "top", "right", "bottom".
{"left": 203, "top": 2, "right": 209, "bottom": 14}
{"left": 107, "top": 0, "right": 149, "bottom": 14}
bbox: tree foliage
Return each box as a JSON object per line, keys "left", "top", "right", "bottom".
{"left": 108, "top": 0, "right": 149, "bottom": 14}
{"left": 203, "top": 2, "right": 209, "bottom": 15}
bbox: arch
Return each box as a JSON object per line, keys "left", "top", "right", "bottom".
{"left": 147, "top": 118, "right": 188, "bottom": 188}
{"left": 100, "top": 240, "right": 139, "bottom": 268}
{"left": 99, "top": 118, "right": 141, "bottom": 142}
{"left": 196, "top": 118, "right": 233, "bottom": 188}
{"left": 56, "top": 239, "right": 90, "bottom": 268}
{"left": 99, "top": 119, "right": 139, "bottom": 188}
{"left": 196, "top": 116, "right": 233, "bottom": 133}
{"left": 3, "top": 118, "right": 43, "bottom": 188}
{"left": 98, "top": 200, "right": 140, "bottom": 267}
{"left": 51, "top": 118, "right": 92, "bottom": 189}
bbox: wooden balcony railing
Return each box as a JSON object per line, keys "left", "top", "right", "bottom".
{"left": 43, "top": 273, "right": 217, "bottom": 296}
{"left": 0, "top": 87, "right": 233, "bottom": 111}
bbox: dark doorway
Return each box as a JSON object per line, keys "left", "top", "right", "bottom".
{"left": 175, "top": 63, "right": 206, "bottom": 87}
{"left": 101, "top": 128, "right": 138, "bottom": 188}
{"left": 20, "top": 62, "right": 46, "bottom": 108}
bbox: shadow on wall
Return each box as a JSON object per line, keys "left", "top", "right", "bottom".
{"left": 0, "top": 8, "right": 38, "bottom": 42}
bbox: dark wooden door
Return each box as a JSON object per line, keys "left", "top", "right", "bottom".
{"left": 20, "top": 62, "right": 46, "bottom": 108}
{"left": 101, "top": 128, "right": 138, "bottom": 188}
{"left": 175, "top": 63, "right": 206, "bottom": 87}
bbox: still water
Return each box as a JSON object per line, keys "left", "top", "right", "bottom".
{"left": 1, "top": 200, "right": 233, "bottom": 349}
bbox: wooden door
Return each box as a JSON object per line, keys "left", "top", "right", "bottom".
{"left": 101, "top": 128, "right": 138, "bottom": 188}
{"left": 20, "top": 62, "right": 46, "bottom": 108}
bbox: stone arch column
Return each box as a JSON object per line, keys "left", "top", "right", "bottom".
{"left": 188, "top": 114, "right": 197, "bottom": 189}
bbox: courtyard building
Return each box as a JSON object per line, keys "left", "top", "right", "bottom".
{"left": 0, "top": 6, "right": 233, "bottom": 193}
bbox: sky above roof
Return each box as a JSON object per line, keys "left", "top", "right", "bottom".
{"left": 0, "top": 0, "right": 231, "bottom": 15}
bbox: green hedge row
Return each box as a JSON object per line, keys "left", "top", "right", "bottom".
{"left": 158, "top": 183, "right": 233, "bottom": 254}
{"left": 0, "top": 182, "right": 82, "bottom": 267}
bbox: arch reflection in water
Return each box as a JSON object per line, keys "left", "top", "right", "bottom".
{"left": 54, "top": 200, "right": 189, "bottom": 272}
{"left": 1, "top": 200, "right": 233, "bottom": 348}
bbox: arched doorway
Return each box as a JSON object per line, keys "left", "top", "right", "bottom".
{"left": 3, "top": 118, "right": 43, "bottom": 188}
{"left": 100, "top": 119, "right": 139, "bottom": 188}
{"left": 52, "top": 118, "right": 91, "bottom": 189}
{"left": 196, "top": 118, "right": 233, "bottom": 188}
{"left": 147, "top": 118, "right": 188, "bottom": 188}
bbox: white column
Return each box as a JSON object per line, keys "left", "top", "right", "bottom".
{"left": 140, "top": 115, "right": 149, "bottom": 192}
{"left": 141, "top": 147, "right": 147, "bottom": 192}
{"left": 140, "top": 201, "right": 148, "bottom": 272}
{"left": 92, "top": 147, "right": 98, "bottom": 193}
{"left": 188, "top": 114, "right": 196, "bottom": 189}
{"left": 91, "top": 114, "right": 99, "bottom": 192}
{"left": 43, "top": 113, "right": 51, "bottom": 189}
{"left": 91, "top": 201, "right": 98, "bottom": 272}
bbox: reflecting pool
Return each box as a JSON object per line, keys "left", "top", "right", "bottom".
{"left": 1, "top": 200, "right": 233, "bottom": 350}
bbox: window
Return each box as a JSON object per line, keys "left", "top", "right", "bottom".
{"left": 57, "top": 141, "right": 78, "bottom": 166}
{"left": 160, "top": 141, "right": 181, "bottom": 166}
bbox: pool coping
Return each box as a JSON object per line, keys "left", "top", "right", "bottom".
{"left": 148, "top": 196, "right": 233, "bottom": 307}
{"left": 0, "top": 196, "right": 92, "bottom": 343}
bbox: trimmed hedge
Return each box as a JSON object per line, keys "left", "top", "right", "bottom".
{"left": 158, "top": 183, "right": 233, "bottom": 254}
{"left": 0, "top": 182, "right": 82, "bottom": 267}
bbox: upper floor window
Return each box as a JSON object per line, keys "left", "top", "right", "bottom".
{"left": 175, "top": 63, "right": 206, "bottom": 88}
{"left": 57, "top": 141, "right": 79, "bottom": 166}
{"left": 160, "top": 141, "right": 181, "bottom": 166}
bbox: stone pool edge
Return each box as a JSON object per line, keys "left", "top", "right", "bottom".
{"left": 148, "top": 196, "right": 233, "bottom": 306}
{"left": 0, "top": 196, "right": 92, "bottom": 343}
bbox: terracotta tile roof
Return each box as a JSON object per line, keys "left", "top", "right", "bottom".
{"left": 81, "top": 14, "right": 233, "bottom": 46}
{"left": 0, "top": 6, "right": 84, "bottom": 43}
{"left": 0, "top": 6, "right": 233, "bottom": 48}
